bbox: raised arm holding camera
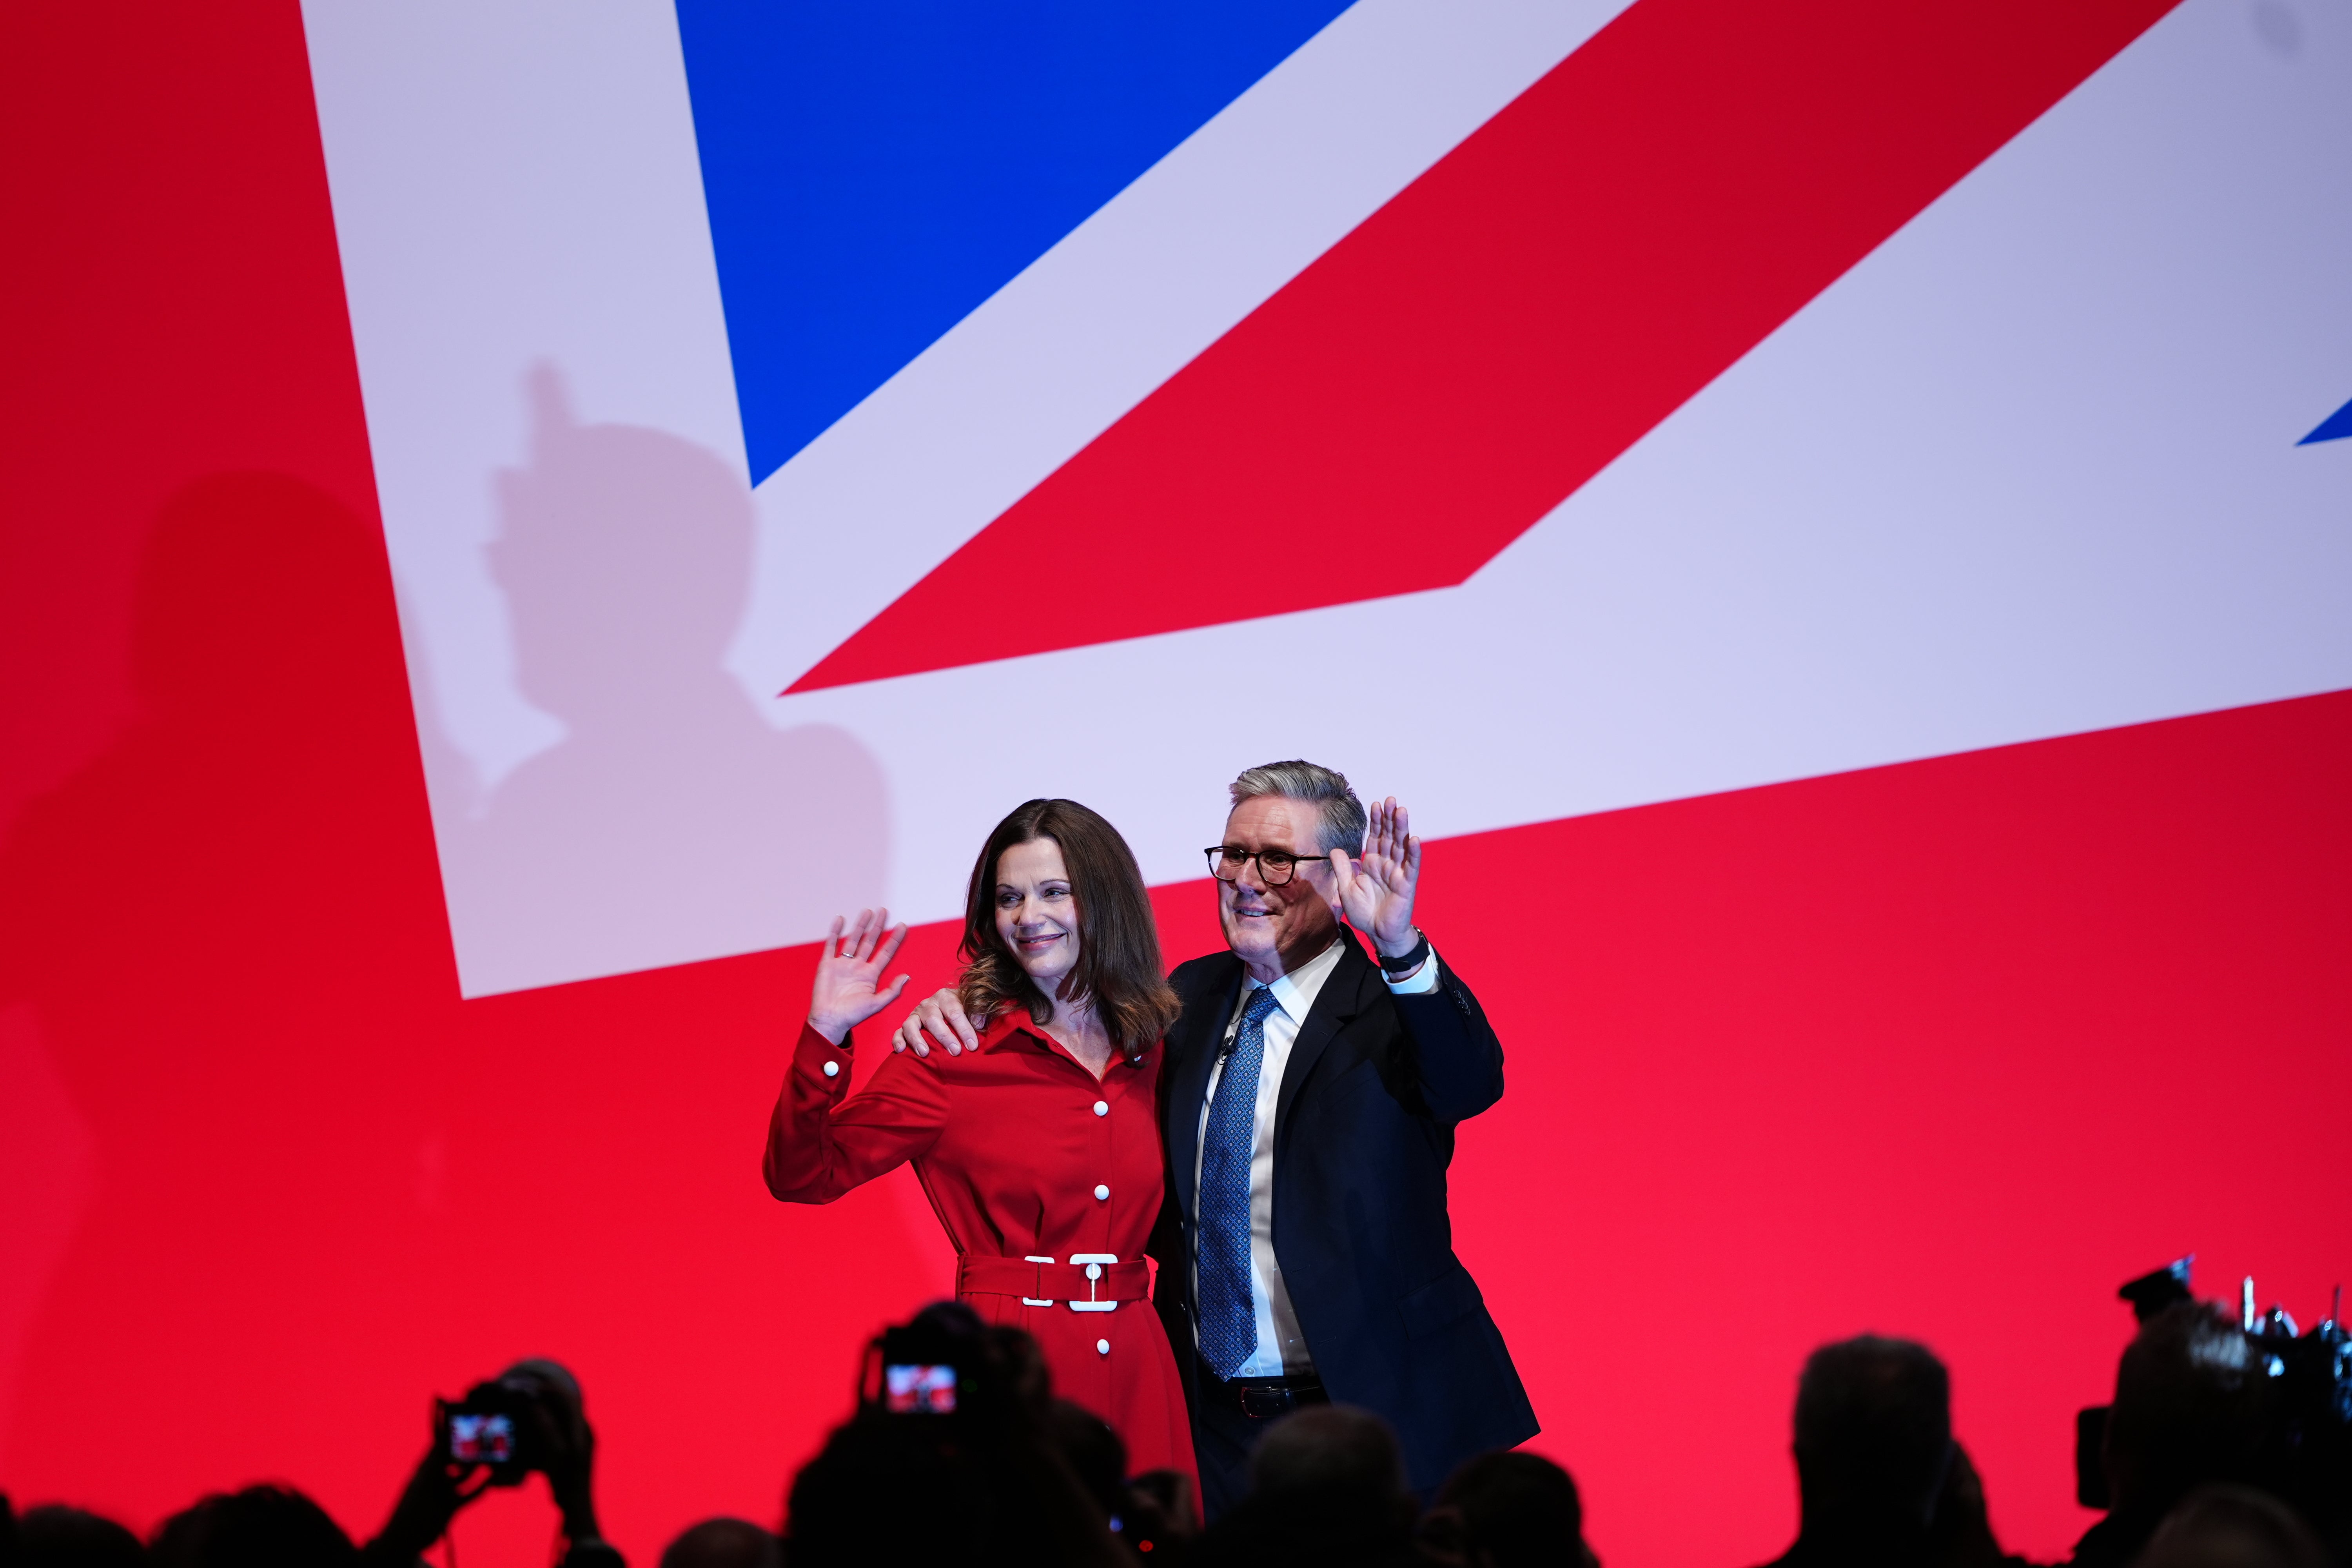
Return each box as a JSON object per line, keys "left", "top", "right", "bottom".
{"left": 362, "top": 1359, "right": 618, "bottom": 1568}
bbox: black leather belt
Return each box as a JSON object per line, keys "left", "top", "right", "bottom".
{"left": 1204, "top": 1373, "right": 1328, "bottom": 1421}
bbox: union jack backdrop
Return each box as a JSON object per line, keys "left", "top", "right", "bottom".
{"left": 1, "top": 1, "right": 2346, "bottom": 1562}
{"left": 301, "top": 0, "right": 2350, "bottom": 996}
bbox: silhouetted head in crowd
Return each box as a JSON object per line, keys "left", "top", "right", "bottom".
{"left": 149, "top": 1486, "right": 354, "bottom": 1568}
{"left": 1787, "top": 1336, "right": 1955, "bottom": 1554}
{"left": 787, "top": 1416, "right": 976, "bottom": 1568}
{"left": 1428, "top": 1450, "right": 1597, "bottom": 1568}
{"left": 786, "top": 1303, "right": 1118, "bottom": 1568}
{"left": 1192, "top": 1405, "right": 1418, "bottom": 1568}
{"left": 2136, "top": 1484, "right": 2328, "bottom": 1568}
{"left": 658, "top": 1517, "right": 780, "bottom": 1568}
{"left": 13, "top": 1505, "right": 145, "bottom": 1568}
{"left": 1251, "top": 1405, "right": 1411, "bottom": 1508}
{"left": 501, "top": 1357, "right": 592, "bottom": 1453}
{"left": 2103, "top": 1305, "right": 2263, "bottom": 1529}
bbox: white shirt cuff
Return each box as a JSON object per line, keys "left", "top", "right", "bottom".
{"left": 1380, "top": 945, "right": 1441, "bottom": 994}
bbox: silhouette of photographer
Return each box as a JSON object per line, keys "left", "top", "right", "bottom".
{"left": 361, "top": 1359, "right": 617, "bottom": 1568}
{"left": 447, "top": 369, "right": 885, "bottom": 993}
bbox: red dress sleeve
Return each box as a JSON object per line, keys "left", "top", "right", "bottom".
{"left": 763, "top": 1022, "right": 950, "bottom": 1202}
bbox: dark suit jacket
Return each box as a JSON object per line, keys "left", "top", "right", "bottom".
{"left": 1148, "top": 925, "right": 1538, "bottom": 1490}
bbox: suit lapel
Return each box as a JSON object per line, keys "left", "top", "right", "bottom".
{"left": 1167, "top": 958, "right": 1241, "bottom": 1223}
{"left": 1272, "top": 928, "right": 1375, "bottom": 1146}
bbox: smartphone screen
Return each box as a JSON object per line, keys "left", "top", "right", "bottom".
{"left": 449, "top": 1412, "right": 517, "bottom": 1464}
{"left": 883, "top": 1363, "right": 957, "bottom": 1414}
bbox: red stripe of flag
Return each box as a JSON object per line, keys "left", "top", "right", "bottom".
{"left": 789, "top": 0, "right": 2180, "bottom": 693}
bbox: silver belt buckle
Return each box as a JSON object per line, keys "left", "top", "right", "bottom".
{"left": 1068, "top": 1253, "right": 1119, "bottom": 1312}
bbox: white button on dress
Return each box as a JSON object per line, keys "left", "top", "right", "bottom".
{"left": 822, "top": 1060, "right": 839, "bottom": 1078}
{"left": 1093, "top": 1100, "right": 1109, "bottom": 1116}
{"left": 1096, "top": 1339, "right": 1111, "bottom": 1355}
{"left": 1093, "top": 1184, "right": 1110, "bottom": 1201}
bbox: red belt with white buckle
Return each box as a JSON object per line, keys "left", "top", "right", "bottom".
{"left": 959, "top": 1254, "right": 1151, "bottom": 1312}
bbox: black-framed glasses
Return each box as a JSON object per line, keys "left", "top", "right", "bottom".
{"left": 1205, "top": 845, "right": 1324, "bottom": 886}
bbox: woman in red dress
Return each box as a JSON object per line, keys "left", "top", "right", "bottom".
{"left": 764, "top": 798, "right": 1196, "bottom": 1482}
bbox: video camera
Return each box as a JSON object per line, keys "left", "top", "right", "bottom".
{"left": 2076, "top": 1256, "right": 2351, "bottom": 1521}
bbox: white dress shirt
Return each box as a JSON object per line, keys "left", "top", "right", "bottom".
{"left": 1194, "top": 933, "right": 1442, "bottom": 1376}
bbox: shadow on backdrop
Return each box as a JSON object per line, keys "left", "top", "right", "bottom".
{"left": 0, "top": 471, "right": 454, "bottom": 1493}
{"left": 443, "top": 369, "right": 886, "bottom": 996}
{"left": 0, "top": 465, "right": 946, "bottom": 1541}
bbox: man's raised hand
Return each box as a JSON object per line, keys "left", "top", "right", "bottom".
{"left": 892, "top": 988, "right": 981, "bottom": 1057}
{"left": 1330, "top": 796, "right": 1422, "bottom": 961}
{"left": 806, "top": 909, "right": 911, "bottom": 1045}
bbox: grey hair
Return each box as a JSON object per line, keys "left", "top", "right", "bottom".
{"left": 1229, "top": 760, "right": 1367, "bottom": 855}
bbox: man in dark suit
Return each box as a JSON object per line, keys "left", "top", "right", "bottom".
{"left": 895, "top": 761, "right": 1535, "bottom": 1514}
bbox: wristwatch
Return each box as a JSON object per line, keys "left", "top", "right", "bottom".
{"left": 1379, "top": 929, "right": 1431, "bottom": 978}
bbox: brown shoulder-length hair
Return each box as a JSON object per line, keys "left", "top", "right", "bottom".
{"left": 957, "top": 799, "right": 1180, "bottom": 1053}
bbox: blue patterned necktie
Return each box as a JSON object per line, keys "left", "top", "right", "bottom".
{"left": 1198, "top": 985, "right": 1281, "bottom": 1380}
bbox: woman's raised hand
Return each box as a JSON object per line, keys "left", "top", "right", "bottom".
{"left": 807, "top": 909, "right": 911, "bottom": 1045}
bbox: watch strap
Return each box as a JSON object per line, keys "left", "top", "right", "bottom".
{"left": 1379, "top": 929, "right": 1431, "bottom": 976}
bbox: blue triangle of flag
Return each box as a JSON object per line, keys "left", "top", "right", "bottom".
{"left": 2298, "top": 395, "right": 2352, "bottom": 445}
{"left": 675, "top": 0, "right": 1358, "bottom": 487}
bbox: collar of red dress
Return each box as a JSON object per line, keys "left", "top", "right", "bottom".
{"left": 974, "top": 1006, "right": 1158, "bottom": 1069}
